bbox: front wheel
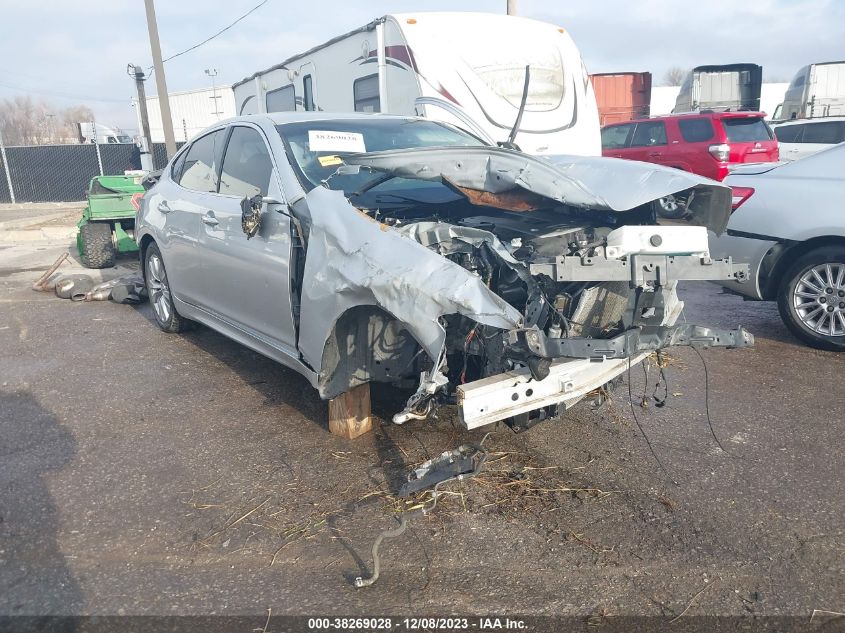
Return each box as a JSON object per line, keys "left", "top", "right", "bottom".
{"left": 776, "top": 246, "right": 845, "bottom": 351}
{"left": 144, "top": 243, "right": 186, "bottom": 333}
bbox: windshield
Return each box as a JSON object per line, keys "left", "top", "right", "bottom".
{"left": 722, "top": 118, "right": 774, "bottom": 142}
{"left": 276, "top": 118, "right": 486, "bottom": 207}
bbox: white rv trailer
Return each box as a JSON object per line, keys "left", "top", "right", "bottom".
{"left": 232, "top": 12, "right": 600, "bottom": 155}
{"left": 774, "top": 61, "right": 845, "bottom": 121}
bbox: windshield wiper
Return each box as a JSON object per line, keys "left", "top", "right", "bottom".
{"left": 349, "top": 172, "right": 397, "bottom": 199}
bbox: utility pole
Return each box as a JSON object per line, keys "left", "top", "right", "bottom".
{"left": 507, "top": 0, "right": 517, "bottom": 15}
{"left": 205, "top": 68, "right": 222, "bottom": 119}
{"left": 143, "top": 0, "right": 177, "bottom": 159}
{"left": 129, "top": 64, "right": 155, "bottom": 172}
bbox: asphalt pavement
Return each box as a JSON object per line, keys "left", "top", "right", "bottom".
{"left": 0, "top": 241, "right": 842, "bottom": 624}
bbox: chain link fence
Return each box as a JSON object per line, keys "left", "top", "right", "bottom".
{"left": 0, "top": 142, "right": 183, "bottom": 203}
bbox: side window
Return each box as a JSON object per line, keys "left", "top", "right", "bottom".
{"left": 678, "top": 118, "right": 715, "bottom": 143}
{"left": 266, "top": 85, "right": 296, "bottom": 113}
{"left": 630, "top": 121, "right": 667, "bottom": 147}
{"left": 303, "top": 75, "right": 314, "bottom": 111}
{"left": 600, "top": 124, "right": 634, "bottom": 150}
{"left": 240, "top": 95, "right": 257, "bottom": 115}
{"left": 170, "top": 147, "right": 188, "bottom": 182}
{"left": 178, "top": 130, "right": 226, "bottom": 193}
{"left": 219, "top": 127, "right": 274, "bottom": 198}
{"left": 774, "top": 124, "right": 803, "bottom": 143}
{"left": 802, "top": 121, "right": 845, "bottom": 145}
{"left": 354, "top": 74, "right": 380, "bottom": 112}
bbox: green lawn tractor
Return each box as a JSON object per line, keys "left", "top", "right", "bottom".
{"left": 77, "top": 175, "right": 144, "bottom": 268}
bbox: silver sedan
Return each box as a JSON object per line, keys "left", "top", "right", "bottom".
{"left": 710, "top": 143, "right": 845, "bottom": 351}
{"left": 136, "top": 112, "right": 752, "bottom": 430}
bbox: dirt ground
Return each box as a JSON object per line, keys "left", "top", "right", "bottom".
{"left": 0, "top": 242, "right": 842, "bottom": 626}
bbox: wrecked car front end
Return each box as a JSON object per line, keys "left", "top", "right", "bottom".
{"left": 280, "top": 125, "right": 752, "bottom": 431}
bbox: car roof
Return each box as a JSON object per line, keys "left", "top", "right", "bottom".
{"left": 603, "top": 111, "right": 768, "bottom": 127}
{"left": 230, "top": 112, "right": 417, "bottom": 126}
{"left": 773, "top": 116, "right": 845, "bottom": 127}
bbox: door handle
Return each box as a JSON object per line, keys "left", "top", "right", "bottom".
{"left": 158, "top": 201, "right": 172, "bottom": 214}
{"left": 202, "top": 213, "right": 219, "bottom": 227}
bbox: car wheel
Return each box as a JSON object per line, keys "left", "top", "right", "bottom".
{"left": 79, "top": 222, "right": 116, "bottom": 268}
{"left": 776, "top": 246, "right": 845, "bottom": 351}
{"left": 652, "top": 194, "right": 687, "bottom": 220}
{"left": 144, "top": 243, "right": 186, "bottom": 333}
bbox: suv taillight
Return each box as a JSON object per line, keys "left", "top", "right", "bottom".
{"left": 709, "top": 143, "right": 731, "bottom": 162}
{"left": 730, "top": 186, "right": 755, "bottom": 210}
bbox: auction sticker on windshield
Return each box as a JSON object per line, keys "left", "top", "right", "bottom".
{"left": 308, "top": 130, "right": 366, "bottom": 153}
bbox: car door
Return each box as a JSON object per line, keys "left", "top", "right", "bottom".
{"left": 158, "top": 128, "right": 227, "bottom": 305}
{"left": 626, "top": 120, "right": 669, "bottom": 165}
{"left": 196, "top": 124, "right": 297, "bottom": 354}
{"left": 600, "top": 123, "right": 635, "bottom": 158}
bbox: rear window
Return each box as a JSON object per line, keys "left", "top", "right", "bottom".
{"left": 721, "top": 118, "right": 773, "bottom": 142}
{"left": 801, "top": 121, "right": 845, "bottom": 144}
{"left": 601, "top": 124, "right": 634, "bottom": 149}
{"left": 678, "top": 118, "right": 714, "bottom": 143}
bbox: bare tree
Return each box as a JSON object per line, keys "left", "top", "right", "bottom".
{"left": 662, "top": 67, "right": 689, "bottom": 87}
{"left": 0, "top": 97, "right": 96, "bottom": 146}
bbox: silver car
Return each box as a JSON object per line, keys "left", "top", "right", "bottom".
{"left": 137, "top": 113, "right": 752, "bottom": 431}
{"left": 710, "top": 143, "right": 845, "bottom": 351}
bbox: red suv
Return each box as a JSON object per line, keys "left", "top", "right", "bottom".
{"left": 600, "top": 112, "right": 778, "bottom": 181}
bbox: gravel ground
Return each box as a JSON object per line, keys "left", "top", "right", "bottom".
{"left": 0, "top": 244, "right": 842, "bottom": 626}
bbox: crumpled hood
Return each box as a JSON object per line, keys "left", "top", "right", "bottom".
{"left": 344, "top": 146, "right": 733, "bottom": 235}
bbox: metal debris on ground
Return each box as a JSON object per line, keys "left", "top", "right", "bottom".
{"left": 31, "top": 251, "right": 70, "bottom": 291}
{"left": 49, "top": 273, "right": 148, "bottom": 304}
{"left": 355, "top": 434, "right": 491, "bottom": 588}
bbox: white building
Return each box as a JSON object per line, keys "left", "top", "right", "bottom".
{"left": 138, "top": 85, "right": 236, "bottom": 143}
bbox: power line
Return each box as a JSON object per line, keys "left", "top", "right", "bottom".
{"left": 0, "top": 79, "right": 129, "bottom": 104}
{"left": 160, "top": 0, "right": 269, "bottom": 64}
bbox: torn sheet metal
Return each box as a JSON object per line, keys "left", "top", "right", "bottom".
{"left": 343, "top": 146, "right": 733, "bottom": 235}
{"left": 298, "top": 187, "right": 523, "bottom": 391}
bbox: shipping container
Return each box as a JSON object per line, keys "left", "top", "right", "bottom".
{"left": 590, "top": 72, "right": 651, "bottom": 125}
{"left": 674, "top": 64, "right": 762, "bottom": 113}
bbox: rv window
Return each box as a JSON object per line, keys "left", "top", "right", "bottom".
{"left": 219, "top": 127, "right": 274, "bottom": 198}
{"left": 266, "top": 85, "right": 296, "bottom": 113}
{"left": 801, "top": 121, "right": 845, "bottom": 145}
{"left": 630, "top": 121, "right": 667, "bottom": 147}
{"left": 177, "top": 129, "right": 226, "bottom": 193}
{"left": 773, "top": 124, "right": 804, "bottom": 143}
{"left": 678, "top": 118, "right": 715, "bottom": 143}
{"left": 240, "top": 95, "right": 258, "bottom": 115}
{"left": 600, "top": 124, "right": 634, "bottom": 150}
{"left": 353, "top": 75, "right": 380, "bottom": 113}
{"left": 303, "top": 75, "right": 314, "bottom": 111}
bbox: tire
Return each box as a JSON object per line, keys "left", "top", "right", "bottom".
{"left": 79, "top": 222, "right": 116, "bottom": 268}
{"left": 144, "top": 242, "right": 186, "bottom": 333}
{"left": 776, "top": 246, "right": 845, "bottom": 352}
{"left": 652, "top": 194, "right": 687, "bottom": 220}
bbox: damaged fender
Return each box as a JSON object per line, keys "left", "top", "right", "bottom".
{"left": 344, "top": 146, "right": 733, "bottom": 235}
{"left": 299, "top": 186, "right": 522, "bottom": 398}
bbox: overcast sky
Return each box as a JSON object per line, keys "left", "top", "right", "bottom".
{"left": 1, "top": 0, "right": 842, "bottom": 131}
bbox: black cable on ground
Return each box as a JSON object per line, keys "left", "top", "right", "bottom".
{"left": 691, "top": 346, "right": 729, "bottom": 454}
{"left": 627, "top": 358, "right": 679, "bottom": 486}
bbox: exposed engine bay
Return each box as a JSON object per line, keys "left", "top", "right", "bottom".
{"left": 290, "top": 146, "right": 753, "bottom": 431}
